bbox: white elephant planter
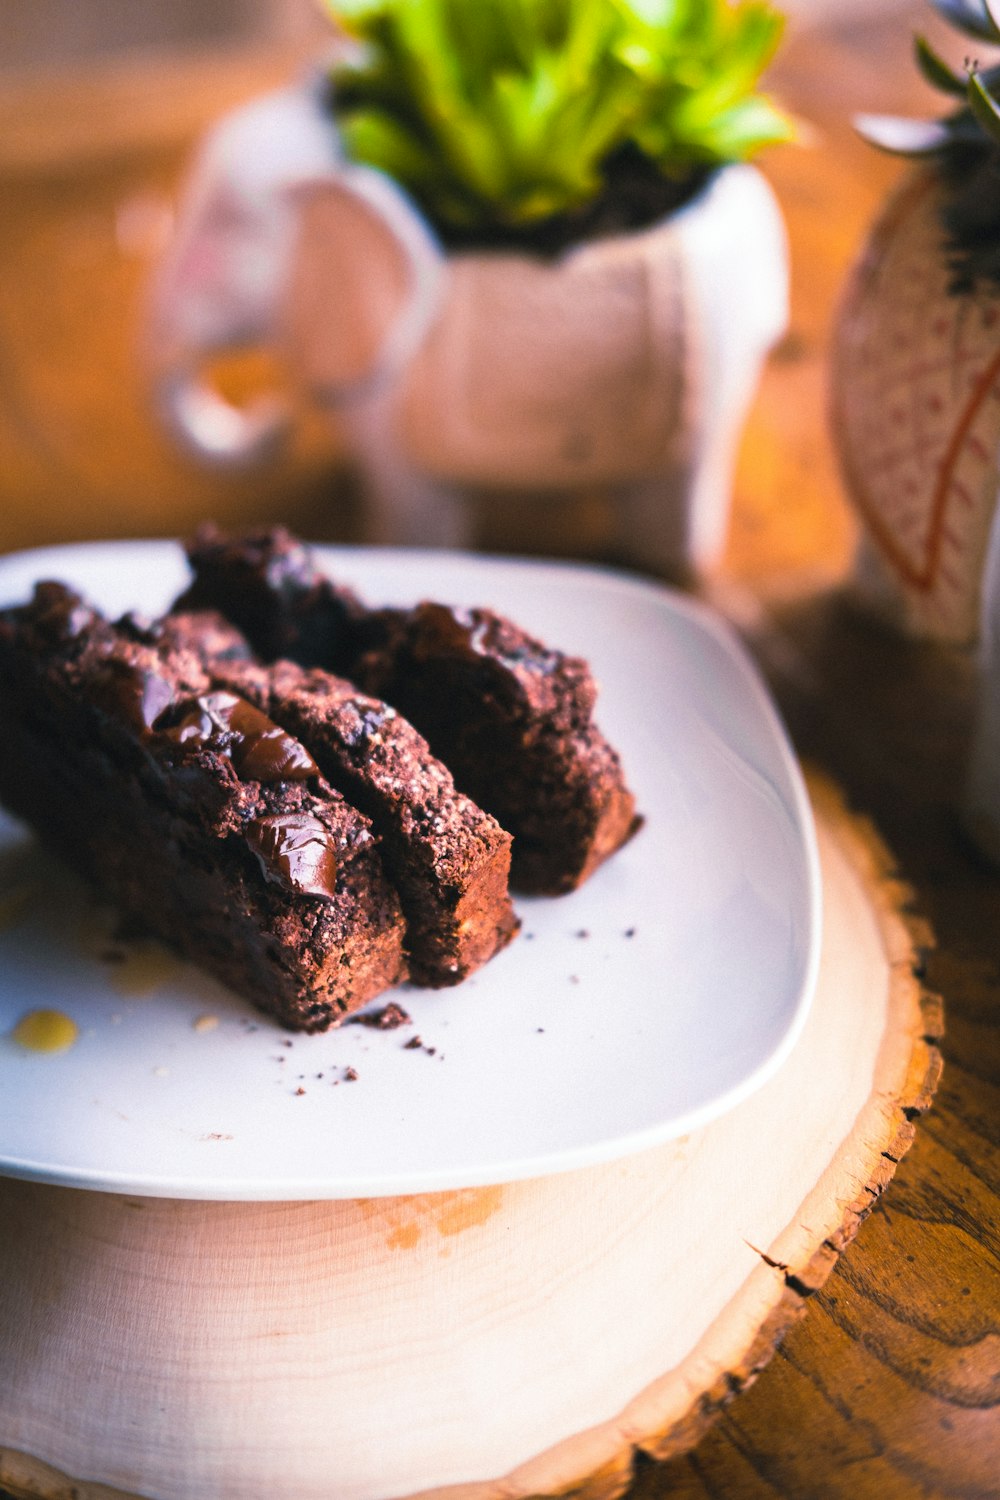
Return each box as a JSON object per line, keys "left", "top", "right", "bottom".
{"left": 831, "top": 163, "right": 1000, "bottom": 860}
{"left": 148, "top": 79, "right": 788, "bottom": 576}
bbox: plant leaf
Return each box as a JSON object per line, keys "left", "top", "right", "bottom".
{"left": 327, "top": 0, "right": 793, "bottom": 237}
{"left": 968, "top": 69, "right": 1000, "bottom": 141}
{"left": 914, "top": 34, "right": 969, "bottom": 95}
{"left": 702, "top": 95, "right": 796, "bottom": 158}
{"left": 854, "top": 112, "right": 959, "bottom": 154}
{"left": 929, "top": 0, "right": 1000, "bottom": 43}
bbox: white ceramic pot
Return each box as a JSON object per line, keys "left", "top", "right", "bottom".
{"left": 831, "top": 163, "right": 1000, "bottom": 859}
{"left": 148, "top": 79, "right": 788, "bottom": 577}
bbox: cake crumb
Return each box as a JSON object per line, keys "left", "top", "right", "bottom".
{"left": 347, "top": 1001, "right": 412, "bottom": 1030}
{"left": 294, "top": 1086, "right": 306, "bottom": 1096}
{"left": 193, "top": 1014, "right": 219, "bottom": 1033}
{"left": 344, "top": 1066, "right": 359, "bottom": 1081}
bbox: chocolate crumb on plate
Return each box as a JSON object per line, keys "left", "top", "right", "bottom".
{"left": 346, "top": 1000, "right": 413, "bottom": 1030}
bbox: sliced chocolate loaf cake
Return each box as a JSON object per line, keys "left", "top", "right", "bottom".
{"left": 350, "top": 602, "right": 642, "bottom": 895}
{"left": 159, "top": 610, "right": 519, "bottom": 987}
{"left": 0, "top": 583, "right": 407, "bottom": 1031}
{"left": 180, "top": 526, "right": 641, "bottom": 895}
{"left": 175, "top": 523, "right": 366, "bottom": 667}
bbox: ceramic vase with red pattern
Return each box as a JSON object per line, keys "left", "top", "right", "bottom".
{"left": 831, "top": 163, "right": 1000, "bottom": 856}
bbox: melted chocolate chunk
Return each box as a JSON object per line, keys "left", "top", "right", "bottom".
{"left": 232, "top": 699, "right": 319, "bottom": 782}
{"left": 160, "top": 691, "right": 318, "bottom": 782}
{"left": 409, "top": 602, "right": 559, "bottom": 673}
{"left": 246, "top": 812, "right": 338, "bottom": 900}
{"left": 93, "top": 662, "right": 176, "bottom": 732}
{"left": 409, "top": 603, "right": 483, "bottom": 664}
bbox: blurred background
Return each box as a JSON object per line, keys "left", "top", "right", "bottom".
{"left": 0, "top": 0, "right": 927, "bottom": 572}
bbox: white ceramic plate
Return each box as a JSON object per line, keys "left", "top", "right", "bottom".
{"left": 0, "top": 541, "right": 821, "bottom": 1200}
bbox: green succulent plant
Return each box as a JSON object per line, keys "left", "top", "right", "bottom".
{"left": 322, "top": 0, "right": 793, "bottom": 249}
{"left": 856, "top": 0, "right": 1000, "bottom": 292}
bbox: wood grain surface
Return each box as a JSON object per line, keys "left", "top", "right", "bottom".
{"left": 1, "top": 6, "right": 998, "bottom": 1499}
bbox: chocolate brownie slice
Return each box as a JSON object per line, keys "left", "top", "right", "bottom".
{"left": 180, "top": 527, "right": 641, "bottom": 894}
{"left": 174, "top": 522, "right": 366, "bottom": 667}
{"left": 160, "top": 610, "right": 519, "bottom": 987}
{"left": 350, "top": 602, "right": 642, "bottom": 895}
{"left": 0, "top": 583, "right": 406, "bottom": 1030}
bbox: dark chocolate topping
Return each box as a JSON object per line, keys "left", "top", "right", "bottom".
{"left": 246, "top": 812, "right": 338, "bottom": 900}
{"left": 409, "top": 603, "right": 484, "bottom": 664}
{"left": 93, "top": 663, "right": 177, "bottom": 733}
{"left": 409, "top": 602, "right": 562, "bottom": 676}
{"left": 159, "top": 691, "right": 319, "bottom": 783}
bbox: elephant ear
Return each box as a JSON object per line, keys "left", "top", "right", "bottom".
{"left": 284, "top": 168, "right": 443, "bottom": 401}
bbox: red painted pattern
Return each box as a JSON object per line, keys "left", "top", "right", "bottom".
{"left": 831, "top": 167, "right": 1000, "bottom": 637}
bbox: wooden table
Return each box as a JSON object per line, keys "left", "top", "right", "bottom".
{"left": 0, "top": 8, "right": 997, "bottom": 1499}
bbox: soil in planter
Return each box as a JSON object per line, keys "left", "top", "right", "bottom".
{"left": 431, "top": 146, "right": 714, "bottom": 257}
{"left": 324, "top": 74, "right": 713, "bottom": 258}
{"left": 938, "top": 142, "right": 1000, "bottom": 295}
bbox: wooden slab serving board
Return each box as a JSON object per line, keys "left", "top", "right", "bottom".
{"left": 0, "top": 774, "right": 942, "bottom": 1500}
